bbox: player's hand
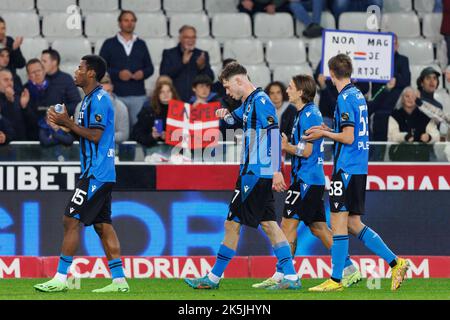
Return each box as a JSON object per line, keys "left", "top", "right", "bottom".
{"left": 12, "top": 36, "right": 23, "bottom": 50}
{"left": 20, "top": 88, "right": 30, "bottom": 109}
{"left": 119, "top": 69, "right": 133, "bottom": 81}
{"left": 196, "top": 51, "right": 206, "bottom": 70}
{"left": 281, "top": 133, "right": 289, "bottom": 151}
{"left": 132, "top": 70, "right": 144, "bottom": 81}
{"left": 272, "top": 172, "right": 287, "bottom": 193}
{"left": 303, "top": 128, "right": 325, "bottom": 141}
{"left": 215, "top": 108, "right": 230, "bottom": 119}
{"left": 48, "top": 104, "right": 71, "bottom": 128}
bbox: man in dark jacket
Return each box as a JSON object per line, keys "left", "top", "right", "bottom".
{"left": 100, "top": 10, "right": 154, "bottom": 128}
{"left": 160, "top": 25, "right": 214, "bottom": 102}
{"left": 442, "top": 0, "right": 450, "bottom": 65}
{"left": 0, "top": 113, "right": 15, "bottom": 145}
{"left": 0, "top": 47, "right": 22, "bottom": 93}
{"left": 0, "top": 16, "right": 25, "bottom": 74}
{"left": 41, "top": 49, "right": 81, "bottom": 116}
{"left": 0, "top": 67, "right": 26, "bottom": 140}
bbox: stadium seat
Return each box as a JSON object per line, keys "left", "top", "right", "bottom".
{"left": 414, "top": 0, "right": 434, "bottom": 14}
{"left": 0, "top": 0, "right": 35, "bottom": 12}
{"left": 410, "top": 64, "right": 443, "bottom": 89}
{"left": 195, "top": 38, "right": 222, "bottom": 66}
{"left": 59, "top": 63, "right": 79, "bottom": 77}
{"left": 144, "top": 66, "right": 160, "bottom": 96}
{"left": 273, "top": 65, "right": 313, "bottom": 86}
{"left": 144, "top": 38, "right": 177, "bottom": 65}
{"left": 435, "top": 89, "right": 450, "bottom": 115}
{"left": 85, "top": 13, "right": 120, "bottom": 42}
{"left": 163, "top": 0, "right": 203, "bottom": 16}
{"left": 205, "top": 0, "right": 238, "bottom": 14}
{"left": 296, "top": 11, "right": 336, "bottom": 37}
{"left": 212, "top": 13, "right": 252, "bottom": 43}
{"left": 37, "top": 0, "right": 76, "bottom": 15}
{"left": 381, "top": 13, "right": 421, "bottom": 38}
{"left": 2, "top": 12, "right": 40, "bottom": 38}
{"left": 42, "top": 13, "right": 83, "bottom": 40}
{"left": 245, "top": 65, "right": 271, "bottom": 88}
{"left": 211, "top": 64, "right": 221, "bottom": 81}
{"left": 79, "top": 0, "right": 119, "bottom": 12}
{"left": 169, "top": 13, "right": 210, "bottom": 38}
{"left": 254, "top": 13, "right": 294, "bottom": 42}
{"left": 307, "top": 37, "right": 323, "bottom": 68}
{"left": 223, "top": 39, "right": 264, "bottom": 65}
{"left": 422, "top": 13, "right": 444, "bottom": 43}
{"left": 51, "top": 38, "right": 93, "bottom": 64}
{"left": 383, "top": 0, "right": 412, "bottom": 12}
{"left": 121, "top": 0, "right": 161, "bottom": 13}
{"left": 398, "top": 38, "right": 434, "bottom": 65}
{"left": 266, "top": 39, "right": 307, "bottom": 68}
{"left": 338, "top": 12, "right": 372, "bottom": 31}
{"left": 135, "top": 13, "right": 168, "bottom": 38}
{"left": 20, "top": 38, "right": 49, "bottom": 60}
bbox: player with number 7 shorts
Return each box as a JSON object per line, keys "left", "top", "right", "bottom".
{"left": 305, "top": 54, "right": 409, "bottom": 292}
{"left": 252, "top": 75, "right": 361, "bottom": 289}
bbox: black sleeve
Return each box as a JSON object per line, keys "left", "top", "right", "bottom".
{"left": 131, "top": 106, "right": 158, "bottom": 147}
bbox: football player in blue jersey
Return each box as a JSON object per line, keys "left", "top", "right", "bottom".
{"left": 305, "top": 54, "right": 409, "bottom": 292}
{"left": 34, "top": 55, "right": 129, "bottom": 293}
{"left": 184, "top": 62, "right": 301, "bottom": 290}
{"left": 252, "top": 75, "right": 361, "bottom": 289}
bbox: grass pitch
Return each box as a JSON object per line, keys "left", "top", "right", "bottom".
{"left": 0, "top": 278, "right": 449, "bottom": 300}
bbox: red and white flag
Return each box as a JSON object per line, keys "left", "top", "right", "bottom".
{"left": 165, "top": 100, "right": 221, "bottom": 149}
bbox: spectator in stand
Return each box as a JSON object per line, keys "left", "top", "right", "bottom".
{"left": 238, "top": 0, "right": 325, "bottom": 38}
{"left": 387, "top": 87, "right": 440, "bottom": 161}
{"left": 370, "top": 34, "right": 411, "bottom": 141}
{"left": 189, "top": 75, "right": 220, "bottom": 105}
{"left": 314, "top": 60, "right": 370, "bottom": 129}
{"left": 0, "top": 16, "right": 25, "bottom": 73}
{"left": 332, "top": 0, "right": 383, "bottom": 26}
{"left": 442, "top": 0, "right": 450, "bottom": 65}
{"left": 100, "top": 10, "right": 154, "bottom": 128}
{"left": 160, "top": 25, "right": 214, "bottom": 102}
{"left": 132, "top": 79, "right": 180, "bottom": 148}
{"left": 264, "top": 81, "right": 296, "bottom": 139}
{"left": 40, "top": 49, "right": 81, "bottom": 116}
{"left": 0, "top": 67, "right": 26, "bottom": 140}
{"left": 213, "top": 59, "right": 241, "bottom": 113}
{"left": 0, "top": 48, "right": 22, "bottom": 93}
{"left": 74, "top": 73, "right": 130, "bottom": 144}
{"left": 445, "top": 65, "right": 450, "bottom": 87}
{"left": 417, "top": 67, "right": 443, "bottom": 110}
{"left": 0, "top": 113, "right": 15, "bottom": 145}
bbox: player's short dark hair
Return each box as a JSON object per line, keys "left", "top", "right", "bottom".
{"left": 82, "top": 55, "right": 107, "bottom": 82}
{"left": 328, "top": 54, "right": 353, "bottom": 80}
{"left": 178, "top": 25, "right": 196, "bottom": 35}
{"left": 192, "top": 74, "right": 213, "bottom": 88}
{"left": 42, "top": 48, "right": 61, "bottom": 66}
{"left": 26, "top": 58, "right": 43, "bottom": 72}
{"left": 292, "top": 74, "right": 316, "bottom": 104}
{"left": 219, "top": 62, "right": 247, "bottom": 83}
{"left": 265, "top": 81, "right": 288, "bottom": 102}
{"left": 118, "top": 10, "right": 137, "bottom": 22}
{"left": 222, "top": 58, "right": 237, "bottom": 69}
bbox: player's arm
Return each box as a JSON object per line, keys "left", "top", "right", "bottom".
{"left": 281, "top": 133, "right": 313, "bottom": 158}
{"left": 48, "top": 105, "right": 104, "bottom": 144}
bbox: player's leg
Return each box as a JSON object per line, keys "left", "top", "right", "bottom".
{"left": 184, "top": 220, "right": 241, "bottom": 289}
{"left": 260, "top": 220, "right": 301, "bottom": 290}
{"left": 309, "top": 221, "right": 361, "bottom": 287}
{"left": 252, "top": 218, "right": 299, "bottom": 288}
{"left": 91, "top": 222, "right": 130, "bottom": 293}
{"left": 348, "top": 215, "right": 409, "bottom": 290}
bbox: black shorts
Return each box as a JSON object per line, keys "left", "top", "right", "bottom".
{"left": 282, "top": 182, "right": 326, "bottom": 226}
{"left": 329, "top": 170, "right": 367, "bottom": 215}
{"left": 64, "top": 177, "right": 114, "bottom": 226}
{"left": 227, "top": 175, "right": 276, "bottom": 228}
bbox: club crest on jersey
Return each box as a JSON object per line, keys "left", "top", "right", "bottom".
{"left": 341, "top": 112, "right": 350, "bottom": 121}
{"left": 267, "top": 116, "right": 275, "bottom": 125}
{"left": 95, "top": 114, "right": 102, "bottom": 122}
